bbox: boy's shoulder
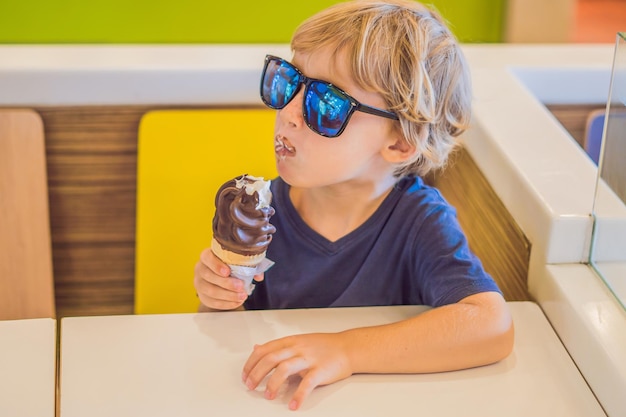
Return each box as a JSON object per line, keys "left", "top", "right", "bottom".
{"left": 395, "top": 175, "right": 458, "bottom": 223}
{"left": 398, "top": 176, "right": 449, "bottom": 207}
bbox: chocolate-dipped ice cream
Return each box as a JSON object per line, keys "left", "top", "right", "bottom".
{"left": 212, "top": 175, "right": 276, "bottom": 261}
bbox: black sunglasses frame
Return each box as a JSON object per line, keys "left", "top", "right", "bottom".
{"left": 260, "top": 55, "right": 399, "bottom": 138}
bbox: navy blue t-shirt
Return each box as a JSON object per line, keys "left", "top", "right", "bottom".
{"left": 244, "top": 176, "right": 500, "bottom": 310}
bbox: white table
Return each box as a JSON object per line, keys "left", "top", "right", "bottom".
{"left": 59, "top": 302, "right": 605, "bottom": 416}
{"left": 0, "top": 318, "right": 56, "bottom": 417}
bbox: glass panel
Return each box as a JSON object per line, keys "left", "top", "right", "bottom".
{"left": 590, "top": 32, "right": 626, "bottom": 311}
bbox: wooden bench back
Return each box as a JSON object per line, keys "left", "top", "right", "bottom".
{"left": 0, "top": 109, "right": 55, "bottom": 320}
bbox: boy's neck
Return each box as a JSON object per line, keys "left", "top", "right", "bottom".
{"left": 289, "top": 175, "right": 398, "bottom": 242}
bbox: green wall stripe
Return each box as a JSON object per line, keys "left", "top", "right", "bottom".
{"left": 0, "top": 0, "right": 503, "bottom": 44}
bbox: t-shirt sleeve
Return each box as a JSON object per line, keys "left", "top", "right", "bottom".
{"left": 411, "top": 200, "right": 501, "bottom": 307}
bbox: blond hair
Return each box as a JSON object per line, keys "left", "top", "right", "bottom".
{"left": 291, "top": 0, "right": 471, "bottom": 176}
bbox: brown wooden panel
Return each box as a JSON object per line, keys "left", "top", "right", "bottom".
{"left": 33, "top": 105, "right": 533, "bottom": 317}
{"left": 38, "top": 106, "right": 149, "bottom": 317}
{"left": 53, "top": 243, "right": 134, "bottom": 316}
{"left": 49, "top": 185, "right": 136, "bottom": 243}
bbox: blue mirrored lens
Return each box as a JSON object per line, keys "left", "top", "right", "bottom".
{"left": 262, "top": 60, "right": 300, "bottom": 108}
{"left": 305, "top": 81, "right": 353, "bottom": 136}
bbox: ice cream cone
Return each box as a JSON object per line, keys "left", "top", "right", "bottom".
{"left": 211, "top": 238, "right": 273, "bottom": 295}
{"left": 211, "top": 238, "right": 266, "bottom": 267}
{"left": 211, "top": 174, "right": 276, "bottom": 296}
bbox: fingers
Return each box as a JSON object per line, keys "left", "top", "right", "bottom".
{"left": 242, "top": 341, "right": 288, "bottom": 388}
{"left": 243, "top": 341, "right": 318, "bottom": 410}
{"left": 199, "top": 247, "right": 230, "bottom": 276}
{"left": 244, "top": 350, "right": 322, "bottom": 411}
{"left": 241, "top": 338, "right": 325, "bottom": 411}
{"left": 194, "top": 248, "right": 248, "bottom": 310}
{"left": 264, "top": 360, "right": 311, "bottom": 410}
{"left": 263, "top": 357, "right": 308, "bottom": 399}
{"left": 289, "top": 372, "right": 322, "bottom": 410}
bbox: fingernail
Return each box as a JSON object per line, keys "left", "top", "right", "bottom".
{"left": 264, "top": 389, "right": 273, "bottom": 400}
{"left": 289, "top": 400, "right": 298, "bottom": 410}
{"left": 238, "top": 292, "right": 247, "bottom": 301}
{"left": 220, "top": 267, "right": 229, "bottom": 275}
{"left": 245, "top": 378, "right": 254, "bottom": 390}
{"left": 241, "top": 371, "right": 247, "bottom": 383}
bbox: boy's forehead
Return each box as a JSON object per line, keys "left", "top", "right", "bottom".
{"left": 292, "top": 49, "right": 385, "bottom": 107}
{"left": 292, "top": 49, "right": 349, "bottom": 85}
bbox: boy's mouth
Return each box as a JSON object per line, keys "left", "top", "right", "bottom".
{"left": 275, "top": 135, "right": 295, "bottom": 160}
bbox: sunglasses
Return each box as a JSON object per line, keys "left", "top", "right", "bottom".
{"left": 260, "top": 55, "right": 399, "bottom": 138}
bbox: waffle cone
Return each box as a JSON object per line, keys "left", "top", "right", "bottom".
{"left": 211, "top": 238, "right": 266, "bottom": 267}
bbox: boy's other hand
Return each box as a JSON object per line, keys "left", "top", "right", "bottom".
{"left": 194, "top": 248, "right": 264, "bottom": 311}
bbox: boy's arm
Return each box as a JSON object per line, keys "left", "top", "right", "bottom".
{"left": 344, "top": 291, "right": 513, "bottom": 374}
{"left": 242, "top": 291, "right": 513, "bottom": 410}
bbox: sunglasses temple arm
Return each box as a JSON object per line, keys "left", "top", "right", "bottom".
{"left": 357, "top": 104, "right": 400, "bottom": 120}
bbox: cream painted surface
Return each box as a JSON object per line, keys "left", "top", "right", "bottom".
{"left": 465, "top": 66, "right": 597, "bottom": 264}
{"left": 593, "top": 262, "right": 626, "bottom": 305}
{"left": 0, "top": 44, "right": 624, "bottom": 415}
{"left": 0, "top": 318, "right": 56, "bottom": 417}
{"left": 0, "top": 44, "right": 290, "bottom": 106}
{"left": 533, "top": 264, "right": 626, "bottom": 417}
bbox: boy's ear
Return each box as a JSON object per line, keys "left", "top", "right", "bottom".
{"left": 382, "top": 131, "right": 417, "bottom": 163}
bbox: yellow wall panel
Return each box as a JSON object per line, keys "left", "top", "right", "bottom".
{"left": 135, "top": 109, "right": 277, "bottom": 314}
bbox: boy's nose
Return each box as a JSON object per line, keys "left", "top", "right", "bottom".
{"left": 278, "top": 89, "right": 305, "bottom": 130}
